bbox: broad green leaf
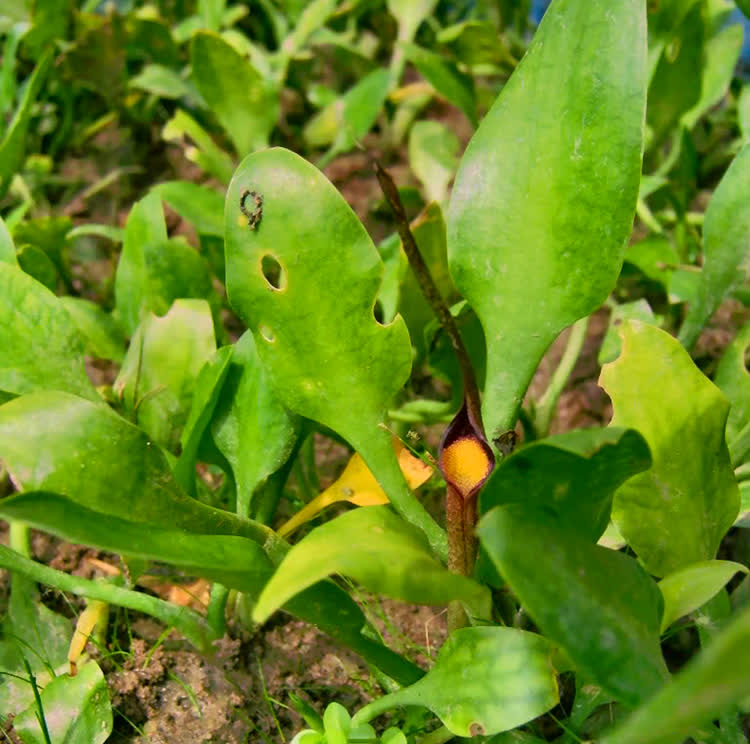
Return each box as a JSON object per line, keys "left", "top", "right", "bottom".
{"left": 130, "top": 63, "right": 196, "bottom": 100}
{"left": 162, "top": 109, "right": 235, "bottom": 183}
{"left": 659, "top": 560, "right": 748, "bottom": 632}
{"left": 210, "top": 331, "right": 299, "bottom": 518}
{"left": 714, "top": 321, "right": 750, "bottom": 444}
{"left": 152, "top": 180, "right": 224, "bottom": 236}
{"left": 0, "top": 391, "right": 270, "bottom": 544}
{"left": 114, "top": 300, "right": 216, "bottom": 451}
{"left": 0, "top": 215, "right": 18, "bottom": 265}
{"left": 478, "top": 505, "right": 669, "bottom": 707}
{"left": 0, "top": 263, "right": 97, "bottom": 400}
{"left": 12, "top": 661, "right": 112, "bottom": 744}
{"left": 225, "top": 147, "right": 447, "bottom": 559}
{"left": 402, "top": 43, "right": 477, "bottom": 125}
{"left": 191, "top": 31, "right": 278, "bottom": 156}
{"left": 59, "top": 297, "right": 126, "bottom": 363}
{"left": 254, "top": 506, "right": 486, "bottom": 624}
{"left": 114, "top": 192, "right": 215, "bottom": 336}
{"left": 13, "top": 215, "right": 73, "bottom": 288}
{"left": 679, "top": 144, "right": 750, "bottom": 348}
{"left": 0, "top": 49, "right": 52, "bottom": 199}
{"left": 174, "top": 345, "right": 234, "bottom": 496}
{"left": 353, "top": 627, "right": 559, "bottom": 737}
{"left": 0, "top": 491, "right": 273, "bottom": 593}
{"left": 447, "top": 0, "right": 647, "bottom": 440}
{"left": 602, "top": 603, "right": 750, "bottom": 744}
{"left": 408, "top": 121, "right": 459, "bottom": 205}
{"left": 599, "top": 320, "right": 740, "bottom": 576}
{"left": 479, "top": 428, "right": 652, "bottom": 543}
{"left": 647, "top": 4, "right": 703, "bottom": 147}
{"left": 681, "top": 23, "right": 744, "bottom": 129}
{"left": 598, "top": 300, "right": 657, "bottom": 365}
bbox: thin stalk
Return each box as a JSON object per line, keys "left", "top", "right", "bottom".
{"left": 0, "top": 544, "right": 219, "bottom": 653}
{"left": 373, "top": 160, "right": 483, "bottom": 431}
{"left": 21, "top": 656, "right": 52, "bottom": 744}
{"left": 535, "top": 316, "right": 589, "bottom": 438}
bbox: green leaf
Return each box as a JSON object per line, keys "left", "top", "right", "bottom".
{"left": 478, "top": 505, "right": 669, "bottom": 707}
{"left": 129, "top": 63, "right": 196, "bottom": 100}
{"left": 225, "top": 147, "right": 447, "bottom": 559}
{"left": 681, "top": 23, "right": 744, "bottom": 129}
{"left": 599, "top": 320, "right": 740, "bottom": 576}
{"left": 408, "top": 120, "right": 459, "bottom": 205}
{"left": 602, "top": 603, "right": 750, "bottom": 744}
{"left": 320, "top": 68, "right": 391, "bottom": 166}
{"left": 114, "top": 299, "right": 216, "bottom": 451}
{"left": 0, "top": 491, "right": 273, "bottom": 593}
{"left": 191, "top": 31, "right": 278, "bottom": 156}
{"left": 624, "top": 235, "right": 680, "bottom": 291}
{"left": 437, "top": 20, "right": 510, "bottom": 66}
{"left": 16, "top": 243, "right": 57, "bottom": 290}
{"left": 447, "top": 0, "right": 646, "bottom": 439}
{"left": 162, "top": 109, "right": 235, "bottom": 183}
{"left": 0, "top": 263, "right": 97, "bottom": 400}
{"left": 479, "top": 428, "right": 652, "bottom": 543}
{"left": 402, "top": 43, "right": 476, "bottom": 125}
{"left": 659, "top": 560, "right": 748, "bottom": 632}
{"left": 353, "top": 627, "right": 559, "bottom": 737}
{"left": 647, "top": 4, "right": 703, "bottom": 147}
{"left": 13, "top": 661, "right": 112, "bottom": 744}
{"left": 714, "top": 321, "right": 750, "bottom": 446}
{"left": 210, "top": 331, "right": 299, "bottom": 519}
{"left": 0, "top": 215, "right": 16, "bottom": 265}
{"left": 152, "top": 180, "right": 224, "bottom": 236}
{"left": 0, "top": 48, "right": 52, "bottom": 199}
{"left": 58, "top": 297, "right": 126, "bottom": 363}
{"left": 253, "top": 506, "right": 486, "bottom": 624}
{"left": 598, "top": 300, "right": 657, "bottom": 365}
{"left": 114, "top": 192, "right": 215, "bottom": 336}
{"left": 174, "top": 344, "right": 234, "bottom": 496}
{"left": 0, "top": 390, "right": 270, "bottom": 544}
{"left": 679, "top": 145, "right": 750, "bottom": 349}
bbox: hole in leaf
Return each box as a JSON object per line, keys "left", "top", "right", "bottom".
{"left": 259, "top": 324, "right": 275, "bottom": 343}
{"left": 373, "top": 299, "right": 385, "bottom": 325}
{"left": 261, "top": 254, "right": 286, "bottom": 291}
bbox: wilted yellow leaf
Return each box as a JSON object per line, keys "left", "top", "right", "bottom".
{"left": 278, "top": 438, "right": 432, "bottom": 538}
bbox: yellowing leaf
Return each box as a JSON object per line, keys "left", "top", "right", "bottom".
{"left": 278, "top": 439, "right": 432, "bottom": 538}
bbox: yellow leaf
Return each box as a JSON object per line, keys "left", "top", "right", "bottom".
{"left": 278, "top": 438, "right": 432, "bottom": 538}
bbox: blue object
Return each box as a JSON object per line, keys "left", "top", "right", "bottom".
{"left": 530, "top": 0, "right": 551, "bottom": 24}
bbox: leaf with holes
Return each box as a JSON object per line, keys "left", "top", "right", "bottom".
{"left": 447, "top": 0, "right": 646, "bottom": 441}
{"left": 224, "top": 147, "right": 447, "bottom": 559}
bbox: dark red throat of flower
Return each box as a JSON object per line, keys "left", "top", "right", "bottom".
{"left": 438, "top": 403, "right": 495, "bottom": 499}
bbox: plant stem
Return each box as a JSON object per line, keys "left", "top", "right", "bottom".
{"left": 0, "top": 544, "right": 219, "bottom": 653}
{"left": 535, "top": 316, "right": 589, "bottom": 438}
{"left": 373, "top": 159, "right": 483, "bottom": 432}
{"left": 419, "top": 726, "right": 456, "bottom": 744}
